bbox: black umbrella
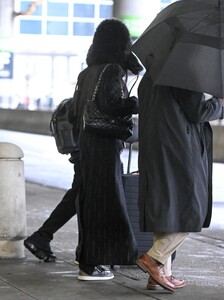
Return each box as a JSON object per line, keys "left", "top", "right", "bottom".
{"left": 131, "top": 0, "right": 224, "bottom": 98}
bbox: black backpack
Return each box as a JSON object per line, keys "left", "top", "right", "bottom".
{"left": 50, "top": 85, "right": 79, "bottom": 154}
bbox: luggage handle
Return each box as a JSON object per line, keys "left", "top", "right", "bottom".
{"left": 126, "top": 143, "right": 139, "bottom": 174}
{"left": 125, "top": 121, "right": 138, "bottom": 173}
{"left": 127, "top": 142, "right": 133, "bottom": 174}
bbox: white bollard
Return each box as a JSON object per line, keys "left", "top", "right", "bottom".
{"left": 0, "top": 142, "right": 27, "bottom": 259}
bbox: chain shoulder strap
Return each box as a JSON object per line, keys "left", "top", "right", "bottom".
{"left": 91, "top": 64, "right": 110, "bottom": 101}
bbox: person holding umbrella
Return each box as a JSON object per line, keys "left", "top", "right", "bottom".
{"left": 136, "top": 76, "right": 224, "bottom": 292}
{"left": 131, "top": 0, "right": 224, "bottom": 293}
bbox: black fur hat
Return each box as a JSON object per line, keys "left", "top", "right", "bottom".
{"left": 86, "top": 18, "right": 142, "bottom": 74}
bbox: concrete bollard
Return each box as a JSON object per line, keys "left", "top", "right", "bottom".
{"left": 0, "top": 142, "right": 27, "bottom": 259}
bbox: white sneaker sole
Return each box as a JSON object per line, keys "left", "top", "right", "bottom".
{"left": 78, "top": 274, "right": 114, "bottom": 281}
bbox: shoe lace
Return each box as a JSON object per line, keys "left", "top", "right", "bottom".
{"left": 95, "top": 266, "right": 104, "bottom": 272}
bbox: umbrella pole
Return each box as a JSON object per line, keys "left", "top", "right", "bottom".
{"left": 218, "top": 0, "right": 220, "bottom": 7}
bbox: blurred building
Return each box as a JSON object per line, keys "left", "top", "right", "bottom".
{"left": 0, "top": 0, "right": 177, "bottom": 110}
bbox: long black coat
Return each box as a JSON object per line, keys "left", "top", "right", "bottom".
{"left": 76, "top": 63, "right": 139, "bottom": 265}
{"left": 138, "top": 72, "right": 223, "bottom": 233}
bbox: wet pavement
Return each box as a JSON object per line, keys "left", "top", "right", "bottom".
{"left": 0, "top": 130, "right": 224, "bottom": 299}
{"left": 0, "top": 182, "right": 224, "bottom": 300}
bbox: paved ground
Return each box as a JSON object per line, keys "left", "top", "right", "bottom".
{"left": 1, "top": 181, "right": 224, "bottom": 300}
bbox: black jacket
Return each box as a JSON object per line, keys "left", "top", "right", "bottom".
{"left": 138, "top": 72, "right": 223, "bottom": 233}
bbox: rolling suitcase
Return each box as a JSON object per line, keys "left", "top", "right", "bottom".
{"left": 122, "top": 125, "right": 153, "bottom": 256}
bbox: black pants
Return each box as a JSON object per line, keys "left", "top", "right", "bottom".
{"left": 38, "top": 152, "right": 81, "bottom": 240}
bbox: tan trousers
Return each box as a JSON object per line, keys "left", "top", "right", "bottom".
{"left": 163, "top": 255, "right": 172, "bottom": 276}
{"left": 147, "top": 232, "right": 189, "bottom": 271}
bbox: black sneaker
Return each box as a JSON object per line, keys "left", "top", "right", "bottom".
{"left": 24, "top": 237, "right": 56, "bottom": 262}
{"left": 78, "top": 265, "right": 114, "bottom": 281}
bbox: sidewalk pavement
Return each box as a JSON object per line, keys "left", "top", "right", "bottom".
{"left": 1, "top": 181, "right": 224, "bottom": 300}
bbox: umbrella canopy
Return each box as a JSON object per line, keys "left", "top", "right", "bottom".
{"left": 131, "top": 0, "right": 224, "bottom": 98}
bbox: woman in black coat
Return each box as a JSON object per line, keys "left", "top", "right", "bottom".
{"left": 74, "top": 19, "right": 143, "bottom": 280}
{"left": 136, "top": 71, "right": 224, "bottom": 291}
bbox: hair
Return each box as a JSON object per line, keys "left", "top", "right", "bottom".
{"left": 86, "top": 18, "right": 143, "bottom": 75}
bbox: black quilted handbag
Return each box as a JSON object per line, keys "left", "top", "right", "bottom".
{"left": 83, "top": 65, "right": 133, "bottom": 140}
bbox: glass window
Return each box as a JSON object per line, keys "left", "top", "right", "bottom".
{"left": 0, "top": 52, "right": 13, "bottom": 79}
{"left": 12, "top": 55, "right": 53, "bottom": 109}
{"left": 47, "top": 2, "right": 68, "bottom": 17}
{"left": 73, "top": 4, "right": 95, "bottom": 18}
{"left": 47, "top": 21, "right": 68, "bottom": 35}
{"left": 20, "top": 20, "right": 42, "bottom": 34}
{"left": 53, "top": 56, "right": 68, "bottom": 81}
{"left": 69, "top": 56, "right": 83, "bottom": 83}
{"left": 73, "top": 22, "right": 94, "bottom": 36}
{"left": 20, "top": 1, "right": 42, "bottom": 16}
{"left": 100, "top": 5, "right": 113, "bottom": 18}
